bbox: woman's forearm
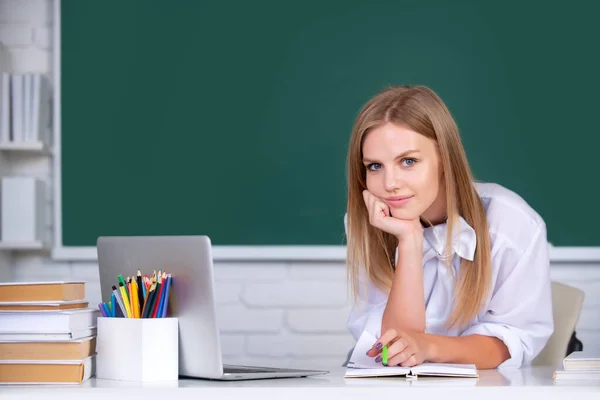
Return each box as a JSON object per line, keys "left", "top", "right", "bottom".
{"left": 426, "top": 333, "right": 510, "bottom": 369}
{"left": 382, "top": 238, "right": 426, "bottom": 333}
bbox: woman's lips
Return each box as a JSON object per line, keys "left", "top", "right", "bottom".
{"left": 385, "top": 195, "right": 414, "bottom": 207}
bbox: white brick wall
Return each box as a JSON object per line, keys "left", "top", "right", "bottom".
{"left": 1, "top": 0, "right": 599, "bottom": 371}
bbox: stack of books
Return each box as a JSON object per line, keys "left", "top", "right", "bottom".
{"left": 0, "top": 281, "right": 99, "bottom": 384}
{"left": 554, "top": 349, "right": 600, "bottom": 381}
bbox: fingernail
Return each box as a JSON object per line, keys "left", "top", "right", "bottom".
{"left": 375, "top": 356, "right": 382, "bottom": 363}
{"left": 375, "top": 342, "right": 382, "bottom": 350}
{"left": 365, "top": 350, "right": 370, "bottom": 356}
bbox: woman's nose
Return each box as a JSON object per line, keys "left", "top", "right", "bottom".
{"left": 384, "top": 169, "right": 401, "bottom": 192}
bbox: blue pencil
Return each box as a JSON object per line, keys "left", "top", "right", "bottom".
{"left": 98, "top": 303, "right": 108, "bottom": 317}
{"left": 102, "top": 303, "right": 111, "bottom": 318}
{"left": 110, "top": 293, "right": 117, "bottom": 317}
{"left": 156, "top": 276, "right": 166, "bottom": 318}
{"left": 161, "top": 275, "right": 172, "bottom": 318}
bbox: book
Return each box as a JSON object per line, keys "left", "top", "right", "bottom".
{"left": 0, "top": 355, "right": 95, "bottom": 384}
{"left": 554, "top": 366, "right": 600, "bottom": 380}
{"left": 0, "top": 336, "right": 96, "bottom": 360}
{"left": 0, "top": 300, "right": 89, "bottom": 311}
{"left": 563, "top": 349, "right": 600, "bottom": 371}
{"left": 345, "top": 331, "right": 478, "bottom": 379}
{"left": 0, "top": 72, "right": 9, "bottom": 144}
{"left": 10, "top": 74, "right": 23, "bottom": 143}
{"left": 0, "top": 281, "right": 85, "bottom": 302}
{"left": 23, "top": 74, "right": 31, "bottom": 142}
{"left": 0, "top": 327, "right": 96, "bottom": 341}
{"left": 30, "top": 74, "right": 50, "bottom": 144}
{"left": 0, "top": 308, "right": 99, "bottom": 333}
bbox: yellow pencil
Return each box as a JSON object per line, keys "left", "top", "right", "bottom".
{"left": 119, "top": 282, "right": 132, "bottom": 318}
{"left": 131, "top": 278, "right": 140, "bottom": 318}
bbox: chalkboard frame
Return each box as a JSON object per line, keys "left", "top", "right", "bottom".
{"left": 50, "top": 0, "right": 600, "bottom": 262}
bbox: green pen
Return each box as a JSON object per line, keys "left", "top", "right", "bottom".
{"left": 382, "top": 345, "right": 388, "bottom": 366}
{"left": 117, "top": 275, "right": 129, "bottom": 302}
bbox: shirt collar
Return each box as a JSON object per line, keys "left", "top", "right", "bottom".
{"left": 422, "top": 216, "right": 477, "bottom": 261}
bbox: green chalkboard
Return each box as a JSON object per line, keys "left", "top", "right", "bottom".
{"left": 61, "top": 0, "right": 600, "bottom": 246}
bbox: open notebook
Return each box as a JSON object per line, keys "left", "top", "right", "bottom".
{"left": 345, "top": 331, "right": 478, "bottom": 378}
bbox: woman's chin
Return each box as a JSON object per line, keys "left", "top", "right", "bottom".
{"left": 389, "top": 208, "right": 419, "bottom": 220}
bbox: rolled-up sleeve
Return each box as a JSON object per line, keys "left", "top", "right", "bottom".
{"left": 347, "top": 272, "right": 388, "bottom": 340}
{"left": 460, "top": 223, "right": 554, "bottom": 368}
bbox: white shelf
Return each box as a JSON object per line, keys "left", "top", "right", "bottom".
{"left": 0, "top": 241, "right": 48, "bottom": 251}
{"left": 0, "top": 141, "right": 51, "bottom": 154}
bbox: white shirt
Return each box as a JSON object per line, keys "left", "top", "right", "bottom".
{"left": 346, "top": 182, "right": 554, "bottom": 368}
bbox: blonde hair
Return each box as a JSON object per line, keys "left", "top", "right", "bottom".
{"left": 346, "top": 85, "right": 491, "bottom": 329}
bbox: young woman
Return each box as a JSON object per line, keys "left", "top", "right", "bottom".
{"left": 345, "top": 85, "right": 553, "bottom": 369}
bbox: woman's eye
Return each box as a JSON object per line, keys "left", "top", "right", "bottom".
{"left": 402, "top": 158, "right": 417, "bottom": 167}
{"left": 366, "top": 163, "right": 382, "bottom": 171}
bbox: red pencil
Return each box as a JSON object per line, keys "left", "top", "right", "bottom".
{"left": 151, "top": 273, "right": 166, "bottom": 318}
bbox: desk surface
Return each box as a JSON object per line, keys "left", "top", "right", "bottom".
{"left": 1, "top": 366, "right": 599, "bottom": 400}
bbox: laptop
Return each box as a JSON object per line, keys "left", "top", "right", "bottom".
{"left": 97, "top": 235, "right": 329, "bottom": 380}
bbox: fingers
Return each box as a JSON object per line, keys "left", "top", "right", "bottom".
{"left": 363, "top": 190, "right": 390, "bottom": 224}
{"left": 387, "top": 344, "right": 415, "bottom": 367}
{"left": 363, "top": 190, "right": 377, "bottom": 219}
{"left": 366, "top": 328, "right": 397, "bottom": 357}
{"left": 386, "top": 335, "right": 424, "bottom": 367}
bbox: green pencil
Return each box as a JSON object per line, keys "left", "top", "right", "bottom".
{"left": 382, "top": 345, "right": 388, "bottom": 366}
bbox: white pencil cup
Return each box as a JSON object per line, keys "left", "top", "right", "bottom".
{"left": 96, "top": 317, "right": 179, "bottom": 382}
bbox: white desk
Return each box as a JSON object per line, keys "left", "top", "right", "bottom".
{"left": 1, "top": 366, "right": 599, "bottom": 400}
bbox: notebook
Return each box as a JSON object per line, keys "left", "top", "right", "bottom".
{"left": 553, "top": 367, "right": 600, "bottom": 380}
{"left": 0, "top": 281, "right": 85, "bottom": 302}
{"left": 563, "top": 349, "right": 600, "bottom": 371}
{"left": 0, "top": 336, "right": 96, "bottom": 360}
{"left": 0, "top": 328, "right": 96, "bottom": 341}
{"left": 0, "top": 355, "right": 95, "bottom": 384}
{"left": 0, "top": 300, "right": 89, "bottom": 311}
{"left": 0, "top": 308, "right": 99, "bottom": 333}
{"left": 345, "top": 331, "right": 478, "bottom": 378}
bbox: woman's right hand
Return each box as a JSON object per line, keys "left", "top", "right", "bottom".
{"left": 362, "top": 190, "right": 423, "bottom": 243}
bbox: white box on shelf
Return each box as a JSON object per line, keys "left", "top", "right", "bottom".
{"left": 96, "top": 317, "right": 179, "bottom": 382}
{"left": 0, "top": 177, "right": 46, "bottom": 244}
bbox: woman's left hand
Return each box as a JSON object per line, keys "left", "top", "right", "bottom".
{"left": 367, "top": 329, "right": 433, "bottom": 367}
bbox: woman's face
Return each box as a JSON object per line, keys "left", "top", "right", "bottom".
{"left": 362, "top": 122, "right": 446, "bottom": 223}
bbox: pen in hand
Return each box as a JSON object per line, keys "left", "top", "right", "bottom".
{"left": 382, "top": 345, "right": 388, "bottom": 366}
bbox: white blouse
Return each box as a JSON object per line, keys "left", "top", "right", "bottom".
{"left": 346, "top": 182, "right": 554, "bottom": 368}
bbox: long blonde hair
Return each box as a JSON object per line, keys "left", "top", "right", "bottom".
{"left": 346, "top": 85, "right": 491, "bottom": 329}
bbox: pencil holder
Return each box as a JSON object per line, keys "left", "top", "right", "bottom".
{"left": 96, "top": 317, "right": 179, "bottom": 382}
